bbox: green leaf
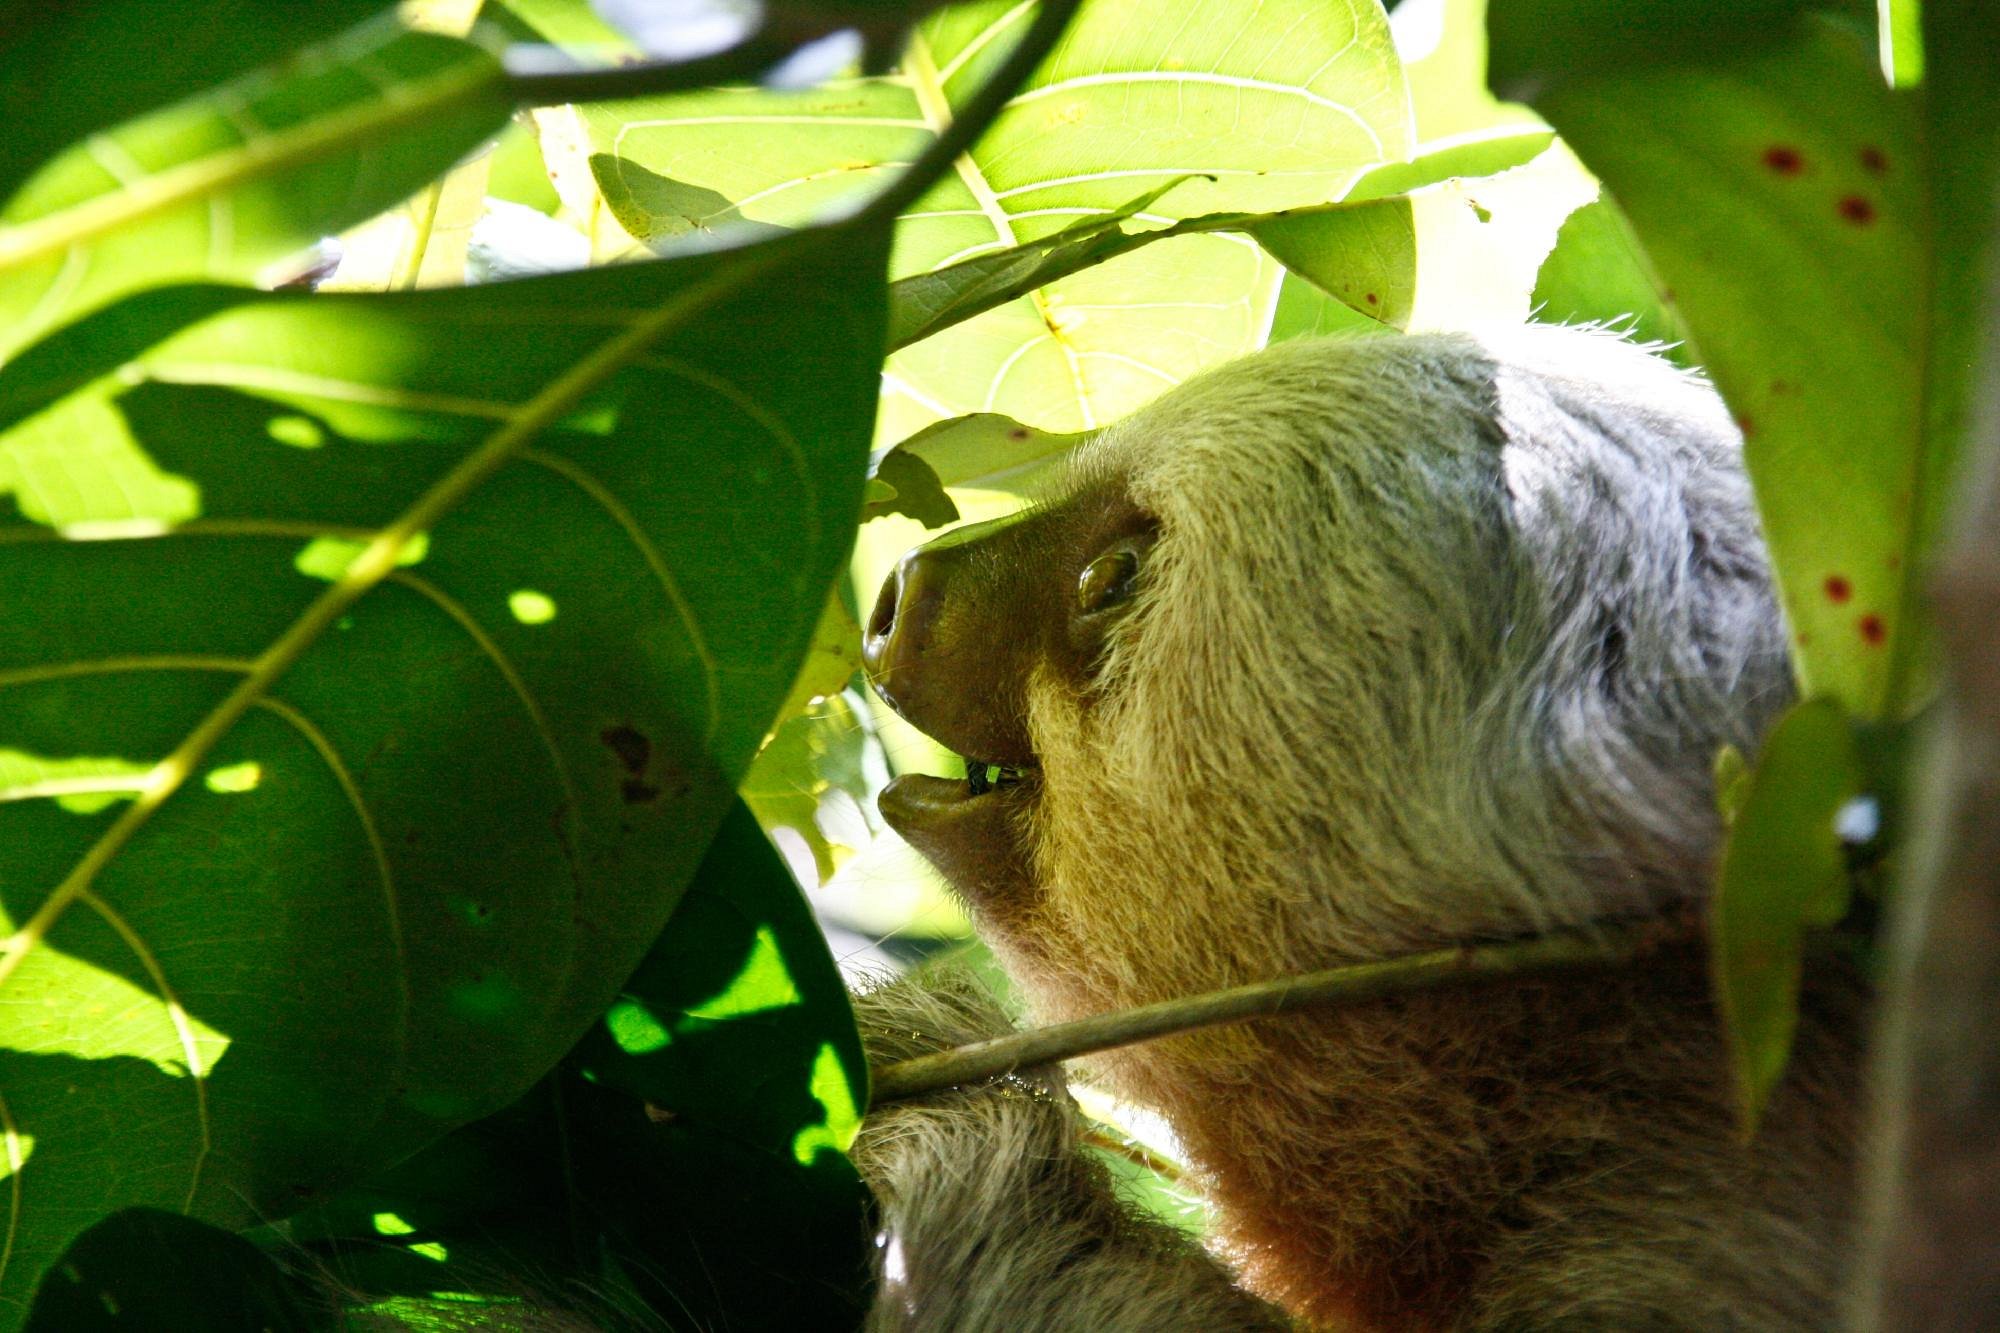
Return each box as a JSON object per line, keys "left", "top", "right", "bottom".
{"left": 884, "top": 175, "right": 1203, "bottom": 350}
{"left": 566, "top": 799, "right": 872, "bottom": 1327}
{"left": 1393, "top": 0, "right": 1547, "bottom": 142}
{"left": 24, "top": 1208, "right": 321, "bottom": 1333}
{"left": 1710, "top": 699, "right": 1864, "bottom": 1132}
{"left": 1488, "top": 6, "right": 1981, "bottom": 720}
{"left": 1266, "top": 269, "right": 1389, "bottom": 344}
{"left": 579, "top": 799, "right": 867, "bottom": 1150}
{"left": 876, "top": 126, "right": 1558, "bottom": 351}
{"left": 743, "top": 692, "right": 878, "bottom": 885}
{"left": 1531, "top": 196, "right": 1694, "bottom": 358}
{"left": 869, "top": 411, "right": 1092, "bottom": 512}
{"left": 288, "top": 805, "right": 873, "bottom": 1329}
{"left": 546, "top": 0, "right": 1411, "bottom": 436}
{"left": 0, "top": 18, "right": 512, "bottom": 362}
{"left": 0, "top": 0, "right": 399, "bottom": 205}
{"left": 1875, "top": 0, "right": 1924, "bottom": 87}
{"left": 0, "top": 226, "right": 889, "bottom": 1325}
{"left": 1488, "top": 0, "right": 1806, "bottom": 95}
{"left": 1341, "top": 125, "right": 1554, "bottom": 202}
{"left": 1254, "top": 140, "right": 1596, "bottom": 330}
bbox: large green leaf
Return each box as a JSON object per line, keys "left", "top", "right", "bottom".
{"left": 0, "top": 225, "right": 889, "bottom": 1326}
{"left": 0, "top": 18, "right": 511, "bottom": 363}
{"left": 565, "top": 799, "right": 873, "bottom": 1328}
{"left": 0, "top": 1, "right": 400, "bottom": 205}
{"left": 524, "top": 0, "right": 1412, "bottom": 436}
{"left": 24, "top": 1208, "right": 320, "bottom": 1333}
{"left": 284, "top": 800, "right": 874, "bottom": 1329}
{"left": 1487, "top": 5, "right": 1952, "bottom": 720}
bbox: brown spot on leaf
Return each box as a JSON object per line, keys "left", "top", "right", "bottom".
{"left": 1824, "top": 575, "right": 1853, "bottom": 603}
{"left": 1859, "top": 145, "right": 1889, "bottom": 175}
{"left": 1859, "top": 614, "right": 1887, "bottom": 645}
{"left": 1886, "top": 554, "right": 1902, "bottom": 572}
{"left": 600, "top": 724, "right": 650, "bottom": 775}
{"left": 1770, "top": 379, "right": 1795, "bottom": 396}
{"left": 1364, "top": 292, "right": 1379, "bottom": 306}
{"left": 1838, "top": 195, "right": 1876, "bottom": 225}
{"left": 1009, "top": 427, "right": 1030, "bottom": 440}
{"left": 1734, "top": 413, "right": 1755, "bottom": 438}
{"left": 621, "top": 778, "right": 661, "bottom": 804}
{"left": 1762, "top": 145, "right": 1805, "bottom": 175}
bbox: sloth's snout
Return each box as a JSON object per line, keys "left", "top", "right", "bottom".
{"left": 863, "top": 546, "right": 946, "bottom": 716}
{"left": 861, "top": 517, "right": 1040, "bottom": 770}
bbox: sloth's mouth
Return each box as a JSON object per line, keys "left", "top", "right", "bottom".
{"left": 877, "top": 755, "right": 1041, "bottom": 902}
{"left": 961, "top": 756, "right": 1032, "bottom": 797}
{"left": 879, "top": 754, "right": 1038, "bottom": 831}
{"left": 882, "top": 755, "right": 1040, "bottom": 811}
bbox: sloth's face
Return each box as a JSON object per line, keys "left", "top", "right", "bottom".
{"left": 861, "top": 470, "right": 1157, "bottom": 919}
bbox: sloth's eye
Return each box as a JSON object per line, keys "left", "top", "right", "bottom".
{"left": 1076, "top": 548, "right": 1141, "bottom": 614}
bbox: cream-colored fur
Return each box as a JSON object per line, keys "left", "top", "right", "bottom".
{"left": 872, "top": 328, "right": 1860, "bottom": 1329}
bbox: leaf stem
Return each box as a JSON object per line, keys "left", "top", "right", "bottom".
{"left": 867, "top": 919, "right": 1692, "bottom": 1107}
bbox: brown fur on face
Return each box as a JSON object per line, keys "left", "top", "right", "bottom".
{"left": 866, "top": 327, "right": 1860, "bottom": 1329}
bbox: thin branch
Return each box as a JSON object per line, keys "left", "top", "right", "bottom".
{"left": 867, "top": 918, "right": 1692, "bottom": 1107}
{"left": 503, "top": 39, "right": 796, "bottom": 106}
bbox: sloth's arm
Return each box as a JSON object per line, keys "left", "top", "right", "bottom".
{"left": 852, "top": 968, "right": 1290, "bottom": 1333}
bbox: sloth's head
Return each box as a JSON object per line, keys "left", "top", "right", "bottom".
{"left": 865, "top": 328, "right": 1790, "bottom": 1023}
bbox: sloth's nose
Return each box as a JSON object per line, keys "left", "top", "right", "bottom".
{"left": 863, "top": 546, "right": 945, "bottom": 712}
{"left": 861, "top": 516, "right": 1040, "bottom": 768}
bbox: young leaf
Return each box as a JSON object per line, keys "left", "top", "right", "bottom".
{"left": 1710, "top": 699, "right": 1864, "bottom": 1132}
{"left": 869, "top": 412, "right": 1092, "bottom": 513}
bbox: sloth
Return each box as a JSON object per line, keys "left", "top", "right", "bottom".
{"left": 854, "top": 326, "right": 1866, "bottom": 1331}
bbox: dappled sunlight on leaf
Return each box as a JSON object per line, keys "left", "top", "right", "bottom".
{"left": 0, "top": 749, "right": 150, "bottom": 816}
{"left": 503, "top": 589, "right": 557, "bottom": 624}
{"left": 7, "top": 947, "right": 229, "bottom": 1079}
{"left": 685, "top": 925, "right": 805, "bottom": 1021}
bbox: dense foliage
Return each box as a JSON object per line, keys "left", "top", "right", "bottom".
{"left": 0, "top": 0, "right": 1990, "bottom": 1327}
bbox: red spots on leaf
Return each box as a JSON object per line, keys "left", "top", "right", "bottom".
{"left": 1735, "top": 413, "right": 1755, "bottom": 438}
{"left": 1859, "top": 614, "right": 1887, "bottom": 645}
{"left": 1364, "top": 292, "right": 1379, "bottom": 306}
{"left": 1838, "top": 195, "right": 1876, "bottom": 225}
{"left": 1860, "top": 145, "right": 1889, "bottom": 175}
{"left": 1762, "top": 146, "right": 1805, "bottom": 175}
{"left": 1823, "top": 575, "right": 1853, "bottom": 603}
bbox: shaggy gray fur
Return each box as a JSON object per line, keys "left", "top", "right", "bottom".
{"left": 850, "top": 969, "right": 1289, "bottom": 1333}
